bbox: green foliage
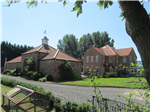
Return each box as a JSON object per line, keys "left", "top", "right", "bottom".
{"left": 57, "top": 34, "right": 79, "bottom": 59}
{"left": 39, "top": 77, "right": 47, "bottom": 82}
{"left": 1, "top": 78, "right": 58, "bottom": 108}
{"left": 2, "top": 69, "right": 11, "bottom": 75}
{"left": 78, "top": 31, "right": 114, "bottom": 59}
{"left": 105, "top": 72, "right": 117, "bottom": 78}
{"left": 45, "top": 75, "right": 53, "bottom": 81}
{"left": 25, "top": 56, "right": 35, "bottom": 71}
{"left": 62, "top": 101, "right": 91, "bottom": 112}
{"left": 10, "top": 66, "right": 22, "bottom": 76}
{"left": 58, "top": 60, "right": 78, "bottom": 81}
{"left": 54, "top": 103, "right": 63, "bottom": 112}
{"left": 31, "top": 71, "right": 43, "bottom": 81}
{"left": 97, "top": 1, "right": 113, "bottom": 10}
{"left": 27, "top": 71, "right": 34, "bottom": 79}
{"left": 2, "top": 67, "right": 22, "bottom": 76}
{"left": 1, "top": 41, "right": 33, "bottom": 67}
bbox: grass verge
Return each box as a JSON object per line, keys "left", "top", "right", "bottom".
{"left": 47, "top": 77, "right": 145, "bottom": 88}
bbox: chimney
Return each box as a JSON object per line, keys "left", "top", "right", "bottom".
{"left": 89, "top": 45, "right": 92, "bottom": 49}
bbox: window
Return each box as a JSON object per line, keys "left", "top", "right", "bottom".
{"left": 87, "top": 57, "right": 89, "bottom": 63}
{"left": 86, "top": 67, "right": 89, "bottom": 71}
{"left": 123, "top": 57, "right": 126, "bottom": 63}
{"left": 116, "top": 56, "right": 118, "bottom": 63}
{"left": 109, "top": 57, "right": 112, "bottom": 62}
{"left": 96, "top": 56, "right": 98, "bottom": 62}
{"left": 130, "top": 56, "right": 132, "bottom": 63}
{"left": 91, "top": 56, "right": 93, "bottom": 62}
{"left": 102, "top": 56, "right": 104, "bottom": 62}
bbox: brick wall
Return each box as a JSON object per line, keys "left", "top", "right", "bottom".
{"left": 39, "top": 59, "right": 81, "bottom": 81}
{"left": 5, "top": 62, "right": 21, "bottom": 70}
{"left": 82, "top": 47, "right": 102, "bottom": 74}
{"left": 21, "top": 52, "right": 39, "bottom": 73}
{"left": 83, "top": 47, "right": 137, "bottom": 74}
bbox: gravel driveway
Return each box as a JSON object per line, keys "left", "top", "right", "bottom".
{"left": 1, "top": 74, "right": 144, "bottom": 104}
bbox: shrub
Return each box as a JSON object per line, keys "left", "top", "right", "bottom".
{"left": 39, "top": 77, "right": 47, "bottom": 82}
{"left": 54, "top": 103, "right": 63, "bottom": 112}
{"left": 2, "top": 69, "right": 11, "bottom": 75}
{"left": 1, "top": 78, "right": 55, "bottom": 108}
{"left": 46, "top": 75, "right": 53, "bottom": 81}
{"left": 74, "top": 73, "right": 81, "bottom": 80}
{"left": 27, "top": 71, "right": 35, "bottom": 79}
{"left": 10, "top": 67, "right": 22, "bottom": 76}
{"left": 31, "top": 71, "right": 43, "bottom": 81}
{"left": 58, "top": 61, "right": 75, "bottom": 81}
{"left": 107, "top": 72, "right": 117, "bottom": 77}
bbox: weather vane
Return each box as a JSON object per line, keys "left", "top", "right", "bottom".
{"left": 43, "top": 30, "right": 46, "bottom": 35}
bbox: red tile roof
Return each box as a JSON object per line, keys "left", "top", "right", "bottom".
{"left": 11, "top": 44, "right": 81, "bottom": 62}
{"left": 93, "top": 45, "right": 133, "bottom": 56}
{"left": 6, "top": 56, "right": 21, "bottom": 63}
{"left": 22, "top": 45, "right": 43, "bottom": 54}
{"left": 115, "top": 48, "right": 133, "bottom": 56}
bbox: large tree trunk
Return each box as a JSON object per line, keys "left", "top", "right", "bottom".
{"left": 118, "top": 1, "right": 150, "bottom": 87}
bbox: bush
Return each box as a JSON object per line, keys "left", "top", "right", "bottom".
{"left": 39, "top": 77, "right": 47, "bottom": 82}
{"left": 31, "top": 71, "right": 43, "bottom": 81}
{"left": 58, "top": 61, "right": 75, "bottom": 81}
{"left": 27, "top": 71, "right": 34, "bottom": 79}
{"left": 2, "top": 69, "right": 11, "bottom": 75}
{"left": 54, "top": 103, "right": 63, "bottom": 112}
{"left": 1, "top": 78, "right": 57, "bottom": 108}
{"left": 58, "top": 60, "right": 81, "bottom": 81}
{"left": 10, "top": 67, "right": 22, "bottom": 76}
{"left": 74, "top": 73, "right": 81, "bottom": 80}
{"left": 46, "top": 75, "right": 53, "bottom": 81}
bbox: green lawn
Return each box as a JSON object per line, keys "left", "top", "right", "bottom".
{"left": 47, "top": 77, "right": 145, "bottom": 88}
{"left": 1, "top": 84, "right": 53, "bottom": 112}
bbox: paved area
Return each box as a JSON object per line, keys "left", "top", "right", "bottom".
{"left": 1, "top": 74, "right": 144, "bottom": 104}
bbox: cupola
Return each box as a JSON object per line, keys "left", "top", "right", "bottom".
{"left": 42, "top": 36, "right": 49, "bottom": 45}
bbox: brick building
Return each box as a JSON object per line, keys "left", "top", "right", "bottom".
{"left": 4, "top": 36, "right": 82, "bottom": 81}
{"left": 82, "top": 45, "right": 137, "bottom": 74}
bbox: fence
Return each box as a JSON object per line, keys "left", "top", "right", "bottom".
{"left": 91, "top": 96, "right": 150, "bottom": 112}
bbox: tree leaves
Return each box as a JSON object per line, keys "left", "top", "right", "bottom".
{"left": 72, "top": 1, "right": 84, "bottom": 17}
{"left": 119, "top": 12, "right": 125, "bottom": 21}
{"left": 97, "top": 0, "right": 113, "bottom": 10}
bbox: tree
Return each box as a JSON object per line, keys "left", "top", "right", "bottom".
{"left": 4, "top": 0, "right": 150, "bottom": 86}
{"left": 78, "top": 31, "right": 114, "bottom": 59}
{"left": 57, "top": 34, "right": 79, "bottom": 59}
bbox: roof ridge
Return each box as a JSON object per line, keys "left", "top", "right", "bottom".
{"left": 107, "top": 45, "right": 116, "bottom": 55}
{"left": 53, "top": 50, "right": 59, "bottom": 59}
{"left": 37, "top": 45, "right": 43, "bottom": 51}
{"left": 116, "top": 47, "right": 133, "bottom": 50}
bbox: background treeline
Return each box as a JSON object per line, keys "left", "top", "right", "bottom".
{"left": 1, "top": 41, "right": 34, "bottom": 67}
{"left": 57, "top": 31, "right": 114, "bottom": 59}
{"left": 1, "top": 31, "right": 114, "bottom": 67}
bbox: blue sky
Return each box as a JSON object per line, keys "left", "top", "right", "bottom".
{"left": 1, "top": 1, "right": 150, "bottom": 61}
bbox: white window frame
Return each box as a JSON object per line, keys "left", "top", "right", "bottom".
{"left": 109, "top": 56, "right": 112, "bottom": 63}
{"left": 86, "top": 57, "right": 89, "bottom": 63}
{"left": 130, "top": 56, "right": 132, "bottom": 63}
{"left": 96, "top": 56, "right": 98, "bottom": 62}
{"left": 91, "top": 56, "right": 93, "bottom": 62}
{"left": 102, "top": 56, "right": 104, "bottom": 62}
{"left": 123, "top": 57, "right": 126, "bottom": 63}
{"left": 116, "top": 56, "right": 118, "bottom": 63}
